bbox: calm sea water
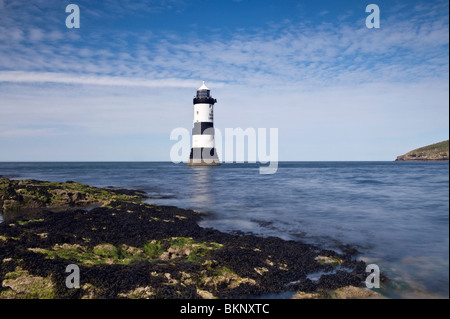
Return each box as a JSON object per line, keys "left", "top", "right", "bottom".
{"left": 0, "top": 162, "right": 448, "bottom": 298}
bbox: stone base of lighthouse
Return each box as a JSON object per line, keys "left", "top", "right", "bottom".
{"left": 187, "top": 147, "right": 220, "bottom": 166}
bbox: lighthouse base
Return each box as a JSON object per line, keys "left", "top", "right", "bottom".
{"left": 187, "top": 147, "right": 220, "bottom": 166}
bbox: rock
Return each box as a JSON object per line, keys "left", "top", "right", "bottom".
{"left": 71, "top": 191, "right": 83, "bottom": 202}
{"left": 0, "top": 177, "right": 375, "bottom": 299}
{"left": 197, "top": 289, "right": 215, "bottom": 299}
{"left": 0, "top": 177, "right": 146, "bottom": 219}
{"left": 327, "top": 285, "right": 385, "bottom": 299}
{"left": 2, "top": 200, "right": 22, "bottom": 213}
{"left": 1, "top": 267, "right": 55, "bottom": 299}
{"left": 292, "top": 291, "right": 321, "bottom": 299}
{"left": 293, "top": 286, "right": 385, "bottom": 299}
{"left": 52, "top": 189, "right": 71, "bottom": 204}
{"left": 118, "top": 286, "right": 155, "bottom": 299}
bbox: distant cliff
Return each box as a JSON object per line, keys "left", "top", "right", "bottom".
{"left": 395, "top": 140, "right": 449, "bottom": 161}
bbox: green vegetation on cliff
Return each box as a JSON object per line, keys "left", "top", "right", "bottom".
{"left": 395, "top": 140, "right": 449, "bottom": 161}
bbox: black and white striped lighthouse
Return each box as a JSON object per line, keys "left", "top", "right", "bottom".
{"left": 188, "top": 81, "right": 220, "bottom": 166}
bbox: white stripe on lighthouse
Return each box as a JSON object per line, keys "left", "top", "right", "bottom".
{"left": 193, "top": 103, "right": 213, "bottom": 123}
{"left": 192, "top": 134, "right": 215, "bottom": 148}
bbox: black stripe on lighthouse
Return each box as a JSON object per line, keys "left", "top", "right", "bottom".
{"left": 189, "top": 147, "right": 218, "bottom": 161}
{"left": 192, "top": 122, "right": 214, "bottom": 135}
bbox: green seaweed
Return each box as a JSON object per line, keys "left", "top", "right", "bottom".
{"left": 17, "top": 218, "right": 44, "bottom": 226}
{"left": 143, "top": 240, "right": 164, "bottom": 258}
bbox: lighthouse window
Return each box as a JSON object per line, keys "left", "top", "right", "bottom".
{"left": 197, "top": 90, "right": 210, "bottom": 98}
{"left": 196, "top": 111, "right": 199, "bottom": 114}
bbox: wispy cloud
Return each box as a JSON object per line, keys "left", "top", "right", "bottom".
{"left": 0, "top": 71, "right": 224, "bottom": 88}
{"left": 1, "top": 4, "right": 447, "bottom": 89}
{"left": 1, "top": 1, "right": 447, "bottom": 90}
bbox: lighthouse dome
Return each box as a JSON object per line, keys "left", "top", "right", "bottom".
{"left": 198, "top": 80, "right": 209, "bottom": 91}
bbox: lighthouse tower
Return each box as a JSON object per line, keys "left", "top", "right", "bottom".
{"left": 188, "top": 81, "right": 220, "bottom": 166}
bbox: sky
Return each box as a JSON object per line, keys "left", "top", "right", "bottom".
{"left": 0, "top": 0, "right": 448, "bottom": 161}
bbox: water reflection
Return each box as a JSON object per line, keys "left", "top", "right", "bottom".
{"left": 188, "top": 166, "right": 215, "bottom": 209}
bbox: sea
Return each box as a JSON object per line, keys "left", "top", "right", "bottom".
{"left": 0, "top": 161, "right": 448, "bottom": 299}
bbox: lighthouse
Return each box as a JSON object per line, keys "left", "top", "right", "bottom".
{"left": 188, "top": 81, "right": 220, "bottom": 166}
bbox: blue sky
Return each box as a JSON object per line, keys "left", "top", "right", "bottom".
{"left": 0, "top": 0, "right": 448, "bottom": 161}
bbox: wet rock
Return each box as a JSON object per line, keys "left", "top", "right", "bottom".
{"left": 328, "top": 285, "right": 384, "bottom": 299}
{"left": 0, "top": 177, "right": 376, "bottom": 299}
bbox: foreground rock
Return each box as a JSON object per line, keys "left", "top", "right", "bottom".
{"left": 0, "top": 177, "right": 145, "bottom": 221}
{"left": 292, "top": 285, "right": 384, "bottom": 299}
{"left": 395, "top": 140, "right": 449, "bottom": 161}
{"left": 0, "top": 178, "right": 379, "bottom": 299}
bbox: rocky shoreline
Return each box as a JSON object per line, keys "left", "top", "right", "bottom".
{"left": 0, "top": 177, "right": 382, "bottom": 299}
